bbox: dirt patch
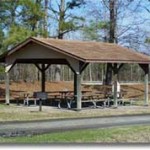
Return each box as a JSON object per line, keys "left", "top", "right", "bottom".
{"left": 0, "top": 81, "right": 148, "bottom": 100}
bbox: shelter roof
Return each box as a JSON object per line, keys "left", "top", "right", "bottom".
{"left": 0, "top": 37, "right": 150, "bottom": 64}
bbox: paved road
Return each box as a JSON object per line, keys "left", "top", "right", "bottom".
{"left": 1, "top": 114, "right": 150, "bottom": 137}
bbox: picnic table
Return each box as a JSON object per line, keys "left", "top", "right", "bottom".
{"left": 51, "top": 89, "right": 92, "bottom": 109}
{"left": 24, "top": 92, "right": 37, "bottom": 106}
{"left": 81, "top": 91, "right": 112, "bottom": 108}
{"left": 21, "top": 89, "right": 137, "bottom": 108}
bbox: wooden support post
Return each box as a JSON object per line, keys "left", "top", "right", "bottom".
{"left": 144, "top": 72, "right": 149, "bottom": 106}
{"left": 77, "top": 73, "right": 82, "bottom": 110}
{"left": 5, "top": 64, "right": 13, "bottom": 105}
{"left": 139, "top": 64, "right": 149, "bottom": 106}
{"left": 111, "top": 63, "right": 124, "bottom": 108}
{"left": 74, "top": 73, "right": 77, "bottom": 98}
{"left": 5, "top": 72, "right": 10, "bottom": 105}
{"left": 68, "top": 61, "right": 88, "bottom": 110}
{"left": 74, "top": 72, "right": 82, "bottom": 111}
{"left": 113, "top": 64, "right": 119, "bottom": 108}
{"left": 41, "top": 64, "right": 45, "bottom": 92}
{"left": 113, "top": 73, "right": 118, "bottom": 108}
{"left": 35, "top": 63, "right": 51, "bottom": 93}
{"left": 112, "top": 63, "right": 121, "bottom": 108}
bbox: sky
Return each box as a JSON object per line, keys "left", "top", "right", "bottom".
{"left": 2, "top": 0, "right": 150, "bottom": 54}
{"left": 65, "top": 0, "right": 150, "bottom": 54}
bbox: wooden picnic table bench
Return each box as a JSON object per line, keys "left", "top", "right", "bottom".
{"left": 49, "top": 90, "right": 73, "bottom": 109}
{"left": 55, "top": 90, "right": 112, "bottom": 109}
{"left": 82, "top": 98, "right": 108, "bottom": 108}
{"left": 54, "top": 90, "right": 92, "bottom": 109}
{"left": 81, "top": 92, "right": 110, "bottom": 108}
{"left": 47, "top": 92, "right": 61, "bottom": 99}
{"left": 122, "top": 98, "right": 139, "bottom": 105}
{"left": 24, "top": 92, "right": 37, "bottom": 106}
{"left": 11, "top": 92, "right": 37, "bottom": 106}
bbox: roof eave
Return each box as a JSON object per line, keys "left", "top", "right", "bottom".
{"left": 85, "top": 59, "right": 150, "bottom": 64}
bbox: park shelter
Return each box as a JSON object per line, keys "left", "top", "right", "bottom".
{"left": 0, "top": 37, "right": 150, "bottom": 110}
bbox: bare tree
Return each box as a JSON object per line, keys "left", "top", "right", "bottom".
{"left": 49, "top": 0, "right": 85, "bottom": 81}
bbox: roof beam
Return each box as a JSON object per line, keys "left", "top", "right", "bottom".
{"left": 111, "top": 63, "right": 124, "bottom": 74}
{"left": 139, "top": 64, "right": 149, "bottom": 74}
{"left": 16, "top": 59, "right": 69, "bottom": 65}
{"left": 79, "top": 61, "right": 89, "bottom": 74}
{"left": 35, "top": 63, "right": 51, "bottom": 72}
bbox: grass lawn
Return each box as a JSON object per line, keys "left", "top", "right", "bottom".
{"left": 0, "top": 125, "right": 150, "bottom": 144}
{"left": 1, "top": 103, "right": 150, "bottom": 144}
{"left": 1, "top": 103, "right": 150, "bottom": 122}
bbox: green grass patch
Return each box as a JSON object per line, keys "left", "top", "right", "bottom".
{"left": 1, "top": 125, "right": 150, "bottom": 144}
{"left": 1, "top": 103, "right": 150, "bottom": 122}
{"left": 0, "top": 104, "right": 9, "bottom": 108}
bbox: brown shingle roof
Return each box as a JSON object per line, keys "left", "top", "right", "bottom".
{"left": 1, "top": 37, "right": 150, "bottom": 64}
{"left": 32, "top": 37, "right": 150, "bottom": 63}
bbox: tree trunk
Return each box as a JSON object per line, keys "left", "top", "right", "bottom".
{"left": 55, "top": 0, "right": 65, "bottom": 81}
{"left": 58, "top": 0, "right": 65, "bottom": 39}
{"left": 109, "top": 0, "right": 117, "bottom": 43}
{"left": 105, "top": 0, "right": 117, "bottom": 85}
{"left": 105, "top": 63, "right": 112, "bottom": 85}
{"left": 44, "top": 0, "right": 48, "bottom": 37}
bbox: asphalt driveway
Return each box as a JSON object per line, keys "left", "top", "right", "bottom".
{"left": 1, "top": 114, "right": 150, "bottom": 137}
